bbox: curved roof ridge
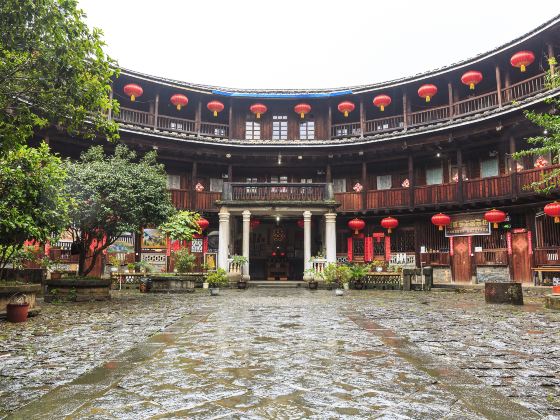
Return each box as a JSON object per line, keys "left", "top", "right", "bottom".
{"left": 119, "top": 14, "right": 560, "bottom": 96}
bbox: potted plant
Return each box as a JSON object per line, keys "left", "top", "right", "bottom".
{"left": 230, "top": 255, "right": 249, "bottom": 289}
{"left": 336, "top": 265, "right": 352, "bottom": 294}
{"left": 371, "top": 260, "right": 385, "bottom": 272}
{"left": 173, "top": 248, "right": 196, "bottom": 274}
{"left": 201, "top": 263, "right": 210, "bottom": 289}
{"left": 127, "top": 263, "right": 135, "bottom": 273}
{"left": 49, "top": 257, "right": 64, "bottom": 280}
{"left": 6, "top": 293, "right": 30, "bottom": 323}
{"left": 108, "top": 255, "right": 120, "bottom": 273}
{"left": 206, "top": 268, "right": 228, "bottom": 296}
{"left": 304, "top": 268, "right": 319, "bottom": 290}
{"left": 349, "top": 263, "right": 370, "bottom": 290}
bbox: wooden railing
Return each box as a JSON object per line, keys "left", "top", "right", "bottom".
{"left": 475, "top": 249, "right": 508, "bottom": 265}
{"left": 364, "top": 115, "right": 404, "bottom": 135}
{"left": 534, "top": 248, "right": 560, "bottom": 266}
{"left": 420, "top": 252, "right": 450, "bottom": 266}
{"left": 331, "top": 122, "right": 362, "bottom": 138}
{"left": 502, "top": 73, "right": 547, "bottom": 103}
{"left": 157, "top": 115, "right": 196, "bottom": 134}
{"left": 334, "top": 192, "right": 362, "bottom": 211}
{"left": 464, "top": 175, "right": 512, "bottom": 201}
{"left": 517, "top": 164, "right": 560, "bottom": 194}
{"left": 223, "top": 182, "right": 332, "bottom": 202}
{"left": 452, "top": 91, "right": 499, "bottom": 117}
{"left": 200, "top": 122, "right": 229, "bottom": 138}
{"left": 194, "top": 192, "right": 220, "bottom": 210}
{"left": 170, "top": 189, "right": 191, "bottom": 210}
{"left": 367, "top": 188, "right": 410, "bottom": 209}
{"left": 414, "top": 183, "right": 457, "bottom": 205}
{"left": 117, "top": 108, "right": 154, "bottom": 127}
{"left": 409, "top": 105, "right": 449, "bottom": 127}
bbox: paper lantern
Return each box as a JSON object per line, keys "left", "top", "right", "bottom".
{"left": 484, "top": 209, "right": 506, "bottom": 229}
{"left": 207, "top": 100, "right": 224, "bottom": 117}
{"left": 123, "top": 83, "right": 143, "bottom": 102}
{"left": 348, "top": 218, "right": 365, "bottom": 235}
{"left": 250, "top": 219, "right": 261, "bottom": 229}
{"left": 197, "top": 217, "right": 209, "bottom": 232}
{"left": 381, "top": 216, "right": 398, "bottom": 234}
{"left": 461, "top": 71, "right": 483, "bottom": 90}
{"left": 418, "top": 84, "right": 437, "bottom": 102}
{"left": 510, "top": 50, "right": 535, "bottom": 72}
{"left": 297, "top": 219, "right": 305, "bottom": 229}
{"left": 294, "top": 103, "right": 311, "bottom": 119}
{"left": 544, "top": 202, "right": 560, "bottom": 223}
{"left": 338, "top": 101, "right": 355, "bottom": 117}
{"left": 373, "top": 94, "right": 391, "bottom": 112}
{"left": 250, "top": 103, "right": 267, "bottom": 119}
{"left": 170, "top": 94, "right": 188, "bottom": 110}
{"left": 431, "top": 213, "right": 451, "bottom": 231}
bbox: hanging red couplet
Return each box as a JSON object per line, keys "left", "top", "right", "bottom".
{"left": 449, "top": 237, "right": 454, "bottom": 256}
{"left": 507, "top": 232, "right": 512, "bottom": 255}
{"left": 347, "top": 237, "right": 353, "bottom": 262}
{"left": 467, "top": 236, "right": 472, "bottom": 256}
{"left": 527, "top": 231, "right": 533, "bottom": 255}
{"left": 384, "top": 236, "right": 391, "bottom": 262}
{"left": 364, "top": 237, "right": 373, "bottom": 262}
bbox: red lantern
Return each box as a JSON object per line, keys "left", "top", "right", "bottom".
{"left": 431, "top": 213, "right": 451, "bottom": 231}
{"left": 123, "top": 83, "right": 143, "bottom": 102}
{"left": 170, "top": 94, "right": 188, "bottom": 110}
{"left": 381, "top": 216, "right": 398, "bottom": 234}
{"left": 338, "top": 101, "right": 355, "bottom": 117}
{"left": 207, "top": 100, "right": 224, "bottom": 117}
{"left": 197, "top": 217, "right": 209, "bottom": 232}
{"left": 348, "top": 218, "right": 365, "bottom": 235}
{"left": 510, "top": 50, "right": 535, "bottom": 73}
{"left": 250, "top": 103, "right": 267, "bottom": 119}
{"left": 484, "top": 209, "right": 506, "bottom": 229}
{"left": 297, "top": 219, "right": 305, "bottom": 229}
{"left": 544, "top": 202, "right": 560, "bottom": 223}
{"left": 418, "top": 84, "right": 437, "bottom": 103}
{"left": 461, "top": 71, "right": 483, "bottom": 90}
{"left": 373, "top": 94, "right": 391, "bottom": 112}
{"left": 250, "top": 219, "right": 261, "bottom": 229}
{"left": 294, "top": 103, "right": 311, "bottom": 119}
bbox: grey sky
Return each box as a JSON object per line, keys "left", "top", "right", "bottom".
{"left": 78, "top": 0, "right": 560, "bottom": 89}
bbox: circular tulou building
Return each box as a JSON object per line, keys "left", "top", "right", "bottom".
{"left": 45, "top": 15, "right": 560, "bottom": 284}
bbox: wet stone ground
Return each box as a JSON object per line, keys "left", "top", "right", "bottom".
{"left": 1, "top": 288, "right": 560, "bottom": 419}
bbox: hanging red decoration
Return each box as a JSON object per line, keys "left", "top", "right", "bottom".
{"left": 294, "top": 103, "right": 311, "bottom": 119}
{"left": 297, "top": 219, "right": 305, "bottom": 229}
{"left": 250, "top": 103, "right": 267, "bottom": 119}
{"left": 418, "top": 84, "right": 437, "bottom": 102}
{"left": 460, "top": 71, "right": 483, "bottom": 90}
{"left": 348, "top": 218, "right": 365, "bottom": 235}
{"left": 197, "top": 217, "right": 209, "bottom": 232}
{"left": 484, "top": 209, "right": 506, "bottom": 229}
{"left": 381, "top": 216, "right": 398, "bottom": 234}
{"left": 338, "top": 101, "right": 355, "bottom": 117}
{"left": 431, "top": 213, "right": 451, "bottom": 231}
{"left": 207, "top": 100, "right": 224, "bottom": 117}
{"left": 373, "top": 94, "right": 391, "bottom": 112}
{"left": 123, "top": 83, "right": 143, "bottom": 102}
{"left": 510, "top": 50, "right": 535, "bottom": 73}
{"left": 250, "top": 219, "right": 261, "bottom": 229}
{"left": 544, "top": 202, "right": 560, "bottom": 223}
{"left": 170, "top": 94, "right": 188, "bottom": 110}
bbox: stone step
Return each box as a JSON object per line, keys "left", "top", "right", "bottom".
{"left": 249, "top": 281, "right": 306, "bottom": 288}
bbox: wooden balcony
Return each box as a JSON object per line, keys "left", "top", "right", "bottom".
{"left": 170, "top": 189, "right": 191, "bottom": 210}
{"left": 331, "top": 122, "right": 362, "bottom": 139}
{"left": 517, "top": 164, "right": 560, "bottom": 194}
{"left": 464, "top": 175, "right": 512, "bottom": 202}
{"left": 409, "top": 105, "right": 449, "bottom": 127}
{"left": 534, "top": 248, "right": 560, "bottom": 266}
{"left": 474, "top": 249, "right": 509, "bottom": 266}
{"left": 414, "top": 183, "right": 457, "bottom": 206}
{"left": 222, "top": 183, "right": 333, "bottom": 203}
{"left": 502, "top": 73, "right": 546, "bottom": 103}
{"left": 364, "top": 115, "right": 404, "bottom": 135}
{"left": 335, "top": 192, "right": 362, "bottom": 211}
{"left": 194, "top": 192, "right": 220, "bottom": 211}
{"left": 367, "top": 188, "right": 410, "bottom": 210}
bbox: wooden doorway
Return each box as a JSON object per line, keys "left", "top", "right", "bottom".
{"left": 511, "top": 231, "right": 532, "bottom": 283}
{"left": 452, "top": 237, "right": 471, "bottom": 282}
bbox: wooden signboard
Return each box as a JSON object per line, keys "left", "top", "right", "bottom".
{"left": 445, "top": 213, "right": 490, "bottom": 237}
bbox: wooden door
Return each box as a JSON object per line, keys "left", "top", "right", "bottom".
{"left": 511, "top": 232, "right": 531, "bottom": 283}
{"left": 452, "top": 237, "right": 471, "bottom": 282}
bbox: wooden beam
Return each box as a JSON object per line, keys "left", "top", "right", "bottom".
{"left": 326, "top": 163, "right": 332, "bottom": 183}
{"left": 510, "top": 135, "right": 518, "bottom": 200}
{"left": 153, "top": 93, "right": 159, "bottom": 130}
{"left": 495, "top": 65, "right": 502, "bottom": 108}
{"left": 228, "top": 163, "right": 233, "bottom": 181}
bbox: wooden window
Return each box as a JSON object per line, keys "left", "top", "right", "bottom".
{"left": 245, "top": 120, "right": 261, "bottom": 140}
{"left": 245, "top": 177, "right": 257, "bottom": 194}
{"left": 450, "top": 165, "right": 467, "bottom": 182}
{"left": 209, "top": 178, "right": 223, "bottom": 192}
{"left": 166, "top": 174, "right": 181, "bottom": 190}
{"left": 299, "top": 121, "right": 315, "bottom": 140}
{"left": 426, "top": 166, "right": 443, "bottom": 185}
{"left": 377, "top": 175, "right": 392, "bottom": 190}
{"left": 273, "top": 115, "right": 288, "bottom": 140}
{"left": 333, "top": 178, "right": 346, "bottom": 193}
{"left": 480, "top": 158, "right": 499, "bottom": 178}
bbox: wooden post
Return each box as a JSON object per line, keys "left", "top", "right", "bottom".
{"left": 510, "top": 136, "right": 518, "bottom": 199}
{"left": 328, "top": 104, "right": 332, "bottom": 139}
{"left": 326, "top": 163, "right": 332, "bottom": 183}
{"left": 504, "top": 70, "right": 511, "bottom": 103}
{"left": 153, "top": 93, "right": 159, "bottom": 129}
{"left": 457, "top": 149, "right": 464, "bottom": 203}
{"left": 359, "top": 98, "right": 365, "bottom": 138}
{"left": 448, "top": 82, "right": 454, "bottom": 119}
{"left": 361, "top": 161, "right": 367, "bottom": 210}
{"left": 548, "top": 43, "right": 556, "bottom": 75}
{"left": 191, "top": 162, "right": 198, "bottom": 209}
{"left": 228, "top": 99, "right": 233, "bottom": 140}
{"left": 195, "top": 100, "right": 202, "bottom": 135}
{"left": 228, "top": 164, "right": 233, "bottom": 182}
{"left": 402, "top": 92, "right": 409, "bottom": 130}
{"left": 408, "top": 155, "right": 414, "bottom": 209}
{"left": 495, "top": 65, "right": 502, "bottom": 108}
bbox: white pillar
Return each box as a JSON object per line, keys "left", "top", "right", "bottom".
{"left": 325, "top": 212, "right": 337, "bottom": 264}
{"left": 242, "top": 210, "right": 251, "bottom": 280}
{"left": 303, "top": 211, "right": 312, "bottom": 270}
{"left": 218, "top": 208, "right": 230, "bottom": 270}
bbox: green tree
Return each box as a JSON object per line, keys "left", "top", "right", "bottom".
{"left": 0, "top": 0, "right": 119, "bottom": 153}
{"left": 66, "top": 145, "right": 175, "bottom": 276}
{"left": 513, "top": 66, "right": 560, "bottom": 194}
{"left": 159, "top": 211, "right": 201, "bottom": 242}
{"left": 0, "top": 143, "right": 69, "bottom": 280}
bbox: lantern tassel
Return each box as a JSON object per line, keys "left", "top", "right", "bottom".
{"left": 354, "top": 229, "right": 358, "bottom": 235}
{"left": 425, "top": 96, "right": 430, "bottom": 103}
{"left": 300, "top": 112, "right": 304, "bottom": 119}
{"left": 388, "top": 228, "right": 392, "bottom": 234}
{"left": 344, "top": 111, "right": 348, "bottom": 117}
{"left": 493, "top": 222, "right": 498, "bottom": 229}
{"left": 521, "top": 64, "right": 526, "bottom": 72}
{"left": 257, "top": 113, "right": 261, "bottom": 119}
{"left": 214, "top": 111, "right": 218, "bottom": 117}
{"left": 555, "top": 216, "right": 559, "bottom": 224}
{"left": 438, "top": 226, "right": 443, "bottom": 231}
{"left": 131, "top": 95, "right": 136, "bottom": 102}
{"left": 177, "top": 104, "right": 181, "bottom": 111}
{"left": 469, "top": 83, "right": 475, "bottom": 90}
{"left": 380, "top": 105, "right": 385, "bottom": 112}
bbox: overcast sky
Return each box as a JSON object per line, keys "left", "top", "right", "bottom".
{"left": 78, "top": 0, "right": 560, "bottom": 89}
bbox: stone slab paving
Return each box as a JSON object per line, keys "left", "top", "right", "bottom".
{"left": 2, "top": 288, "right": 559, "bottom": 419}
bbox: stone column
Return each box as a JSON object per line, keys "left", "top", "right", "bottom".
{"left": 325, "top": 212, "right": 337, "bottom": 264}
{"left": 242, "top": 210, "right": 251, "bottom": 280}
{"left": 303, "top": 211, "right": 312, "bottom": 271}
{"left": 218, "top": 208, "right": 230, "bottom": 270}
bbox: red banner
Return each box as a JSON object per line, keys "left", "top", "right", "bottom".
{"left": 372, "top": 232, "right": 384, "bottom": 243}
{"left": 467, "top": 236, "right": 472, "bottom": 256}
{"left": 364, "top": 237, "right": 373, "bottom": 262}
{"left": 347, "top": 237, "right": 353, "bottom": 262}
{"left": 527, "top": 230, "right": 533, "bottom": 255}
{"left": 507, "top": 232, "right": 512, "bottom": 255}
{"left": 384, "top": 236, "right": 391, "bottom": 262}
{"left": 449, "top": 237, "right": 454, "bottom": 256}
{"left": 166, "top": 237, "right": 171, "bottom": 257}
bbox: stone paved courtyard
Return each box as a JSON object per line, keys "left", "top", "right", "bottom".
{"left": 1, "top": 288, "right": 560, "bottom": 419}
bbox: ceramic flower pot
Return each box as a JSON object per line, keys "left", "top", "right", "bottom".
{"left": 6, "top": 303, "right": 29, "bottom": 323}
{"left": 335, "top": 288, "right": 344, "bottom": 296}
{"left": 210, "top": 287, "right": 220, "bottom": 296}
